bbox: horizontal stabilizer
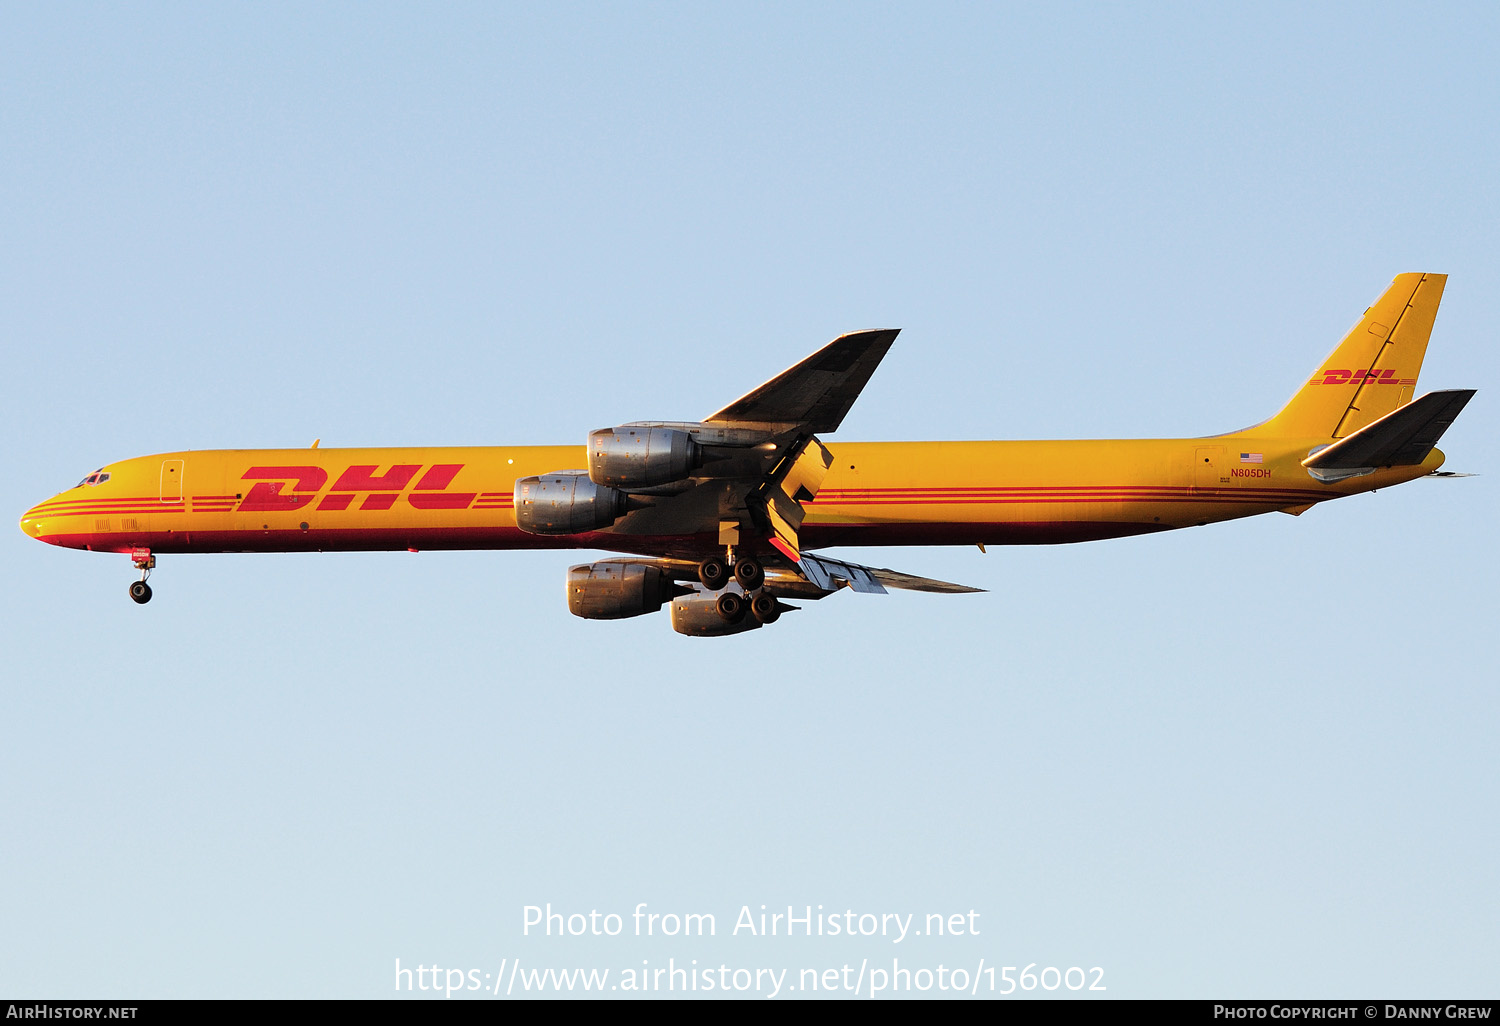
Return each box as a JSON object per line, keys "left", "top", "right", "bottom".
{"left": 1302, "top": 389, "right": 1475, "bottom": 472}
{"left": 798, "top": 553, "right": 984, "bottom": 595}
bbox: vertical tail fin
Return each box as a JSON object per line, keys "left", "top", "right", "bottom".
{"left": 1250, "top": 273, "right": 1447, "bottom": 439}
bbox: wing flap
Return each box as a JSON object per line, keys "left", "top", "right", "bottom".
{"left": 750, "top": 436, "right": 834, "bottom": 563}
{"left": 600, "top": 553, "right": 983, "bottom": 597}
{"left": 763, "top": 500, "right": 802, "bottom": 563}
{"left": 798, "top": 553, "right": 984, "bottom": 595}
{"left": 1303, "top": 389, "right": 1476, "bottom": 471}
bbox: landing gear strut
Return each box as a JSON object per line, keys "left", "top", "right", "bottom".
{"left": 129, "top": 548, "right": 155, "bottom": 604}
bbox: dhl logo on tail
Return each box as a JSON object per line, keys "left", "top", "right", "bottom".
{"left": 1316, "top": 369, "right": 1417, "bottom": 386}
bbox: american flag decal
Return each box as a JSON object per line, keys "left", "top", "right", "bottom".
{"left": 1240, "top": 452, "right": 1263, "bottom": 464}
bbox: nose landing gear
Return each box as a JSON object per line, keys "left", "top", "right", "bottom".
{"left": 129, "top": 548, "right": 155, "bottom": 604}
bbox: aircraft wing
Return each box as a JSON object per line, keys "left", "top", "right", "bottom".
{"left": 532, "top": 327, "right": 987, "bottom": 634}
{"left": 610, "top": 553, "right": 984, "bottom": 598}
{"left": 705, "top": 329, "right": 899, "bottom": 432}
{"left": 1303, "top": 389, "right": 1476, "bottom": 472}
{"left": 606, "top": 329, "right": 900, "bottom": 558}
{"left": 794, "top": 552, "right": 985, "bottom": 595}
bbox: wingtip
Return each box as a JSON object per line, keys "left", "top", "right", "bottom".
{"left": 834, "top": 327, "right": 901, "bottom": 343}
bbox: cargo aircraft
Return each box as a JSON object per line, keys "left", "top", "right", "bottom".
{"left": 20, "top": 273, "right": 1474, "bottom": 636}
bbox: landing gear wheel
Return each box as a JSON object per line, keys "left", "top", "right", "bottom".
{"left": 698, "top": 556, "right": 730, "bottom": 591}
{"left": 129, "top": 581, "right": 153, "bottom": 604}
{"left": 750, "top": 591, "right": 780, "bottom": 624}
{"left": 715, "top": 591, "right": 746, "bottom": 623}
{"left": 733, "top": 557, "right": 765, "bottom": 592}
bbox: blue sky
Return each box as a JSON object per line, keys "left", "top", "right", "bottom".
{"left": 2, "top": 2, "right": 1495, "bottom": 998}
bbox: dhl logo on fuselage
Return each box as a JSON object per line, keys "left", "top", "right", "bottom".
{"left": 1316, "top": 368, "right": 1417, "bottom": 386}
{"left": 237, "top": 464, "right": 480, "bottom": 512}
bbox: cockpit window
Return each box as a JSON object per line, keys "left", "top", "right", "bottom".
{"left": 74, "top": 469, "right": 110, "bottom": 488}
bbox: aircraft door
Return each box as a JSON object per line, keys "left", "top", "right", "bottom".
{"left": 160, "top": 459, "right": 184, "bottom": 502}
{"left": 1193, "top": 446, "right": 1225, "bottom": 493}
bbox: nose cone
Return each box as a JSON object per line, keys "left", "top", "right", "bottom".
{"left": 20, "top": 493, "right": 66, "bottom": 546}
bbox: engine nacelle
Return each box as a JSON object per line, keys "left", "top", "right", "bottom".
{"left": 588, "top": 426, "right": 701, "bottom": 488}
{"left": 514, "top": 472, "right": 627, "bottom": 535}
{"left": 669, "top": 592, "right": 763, "bottom": 637}
{"left": 567, "top": 562, "right": 678, "bottom": 620}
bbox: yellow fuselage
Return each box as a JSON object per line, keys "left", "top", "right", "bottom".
{"left": 20, "top": 436, "right": 1442, "bottom": 560}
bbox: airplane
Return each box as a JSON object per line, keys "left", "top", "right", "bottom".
{"left": 20, "top": 273, "right": 1474, "bottom": 636}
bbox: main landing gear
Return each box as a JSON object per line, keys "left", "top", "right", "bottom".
{"left": 696, "top": 554, "right": 765, "bottom": 592}
{"left": 129, "top": 548, "right": 155, "bottom": 604}
{"left": 697, "top": 553, "right": 778, "bottom": 625}
{"left": 697, "top": 555, "right": 730, "bottom": 591}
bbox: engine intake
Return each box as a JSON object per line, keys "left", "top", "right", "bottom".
{"left": 588, "top": 426, "right": 701, "bottom": 488}
{"left": 567, "top": 562, "right": 679, "bottom": 620}
{"left": 514, "top": 472, "right": 627, "bottom": 535}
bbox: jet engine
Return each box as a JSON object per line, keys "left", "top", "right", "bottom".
{"left": 588, "top": 426, "right": 702, "bottom": 488}
{"left": 566, "top": 562, "right": 680, "bottom": 619}
{"left": 670, "top": 591, "right": 763, "bottom": 637}
{"left": 514, "top": 472, "right": 627, "bottom": 535}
